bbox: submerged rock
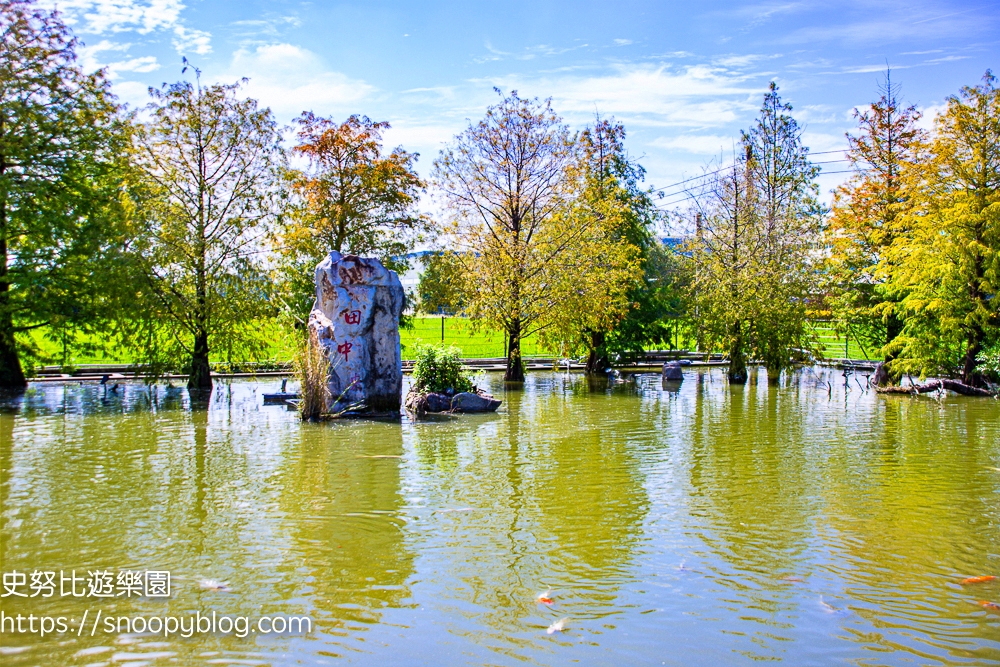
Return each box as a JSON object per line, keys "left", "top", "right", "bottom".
{"left": 308, "top": 252, "right": 405, "bottom": 413}
{"left": 662, "top": 361, "right": 684, "bottom": 382}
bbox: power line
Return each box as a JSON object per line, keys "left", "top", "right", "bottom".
{"left": 650, "top": 148, "right": 853, "bottom": 196}
{"left": 654, "top": 167, "right": 867, "bottom": 209}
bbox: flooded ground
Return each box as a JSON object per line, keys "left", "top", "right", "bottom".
{"left": 2, "top": 368, "right": 999, "bottom": 665}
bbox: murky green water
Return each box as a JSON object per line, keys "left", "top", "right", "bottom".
{"left": 2, "top": 369, "right": 999, "bottom": 666}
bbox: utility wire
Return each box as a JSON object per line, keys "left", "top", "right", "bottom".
{"left": 654, "top": 167, "right": 868, "bottom": 209}
{"left": 649, "top": 148, "right": 851, "bottom": 195}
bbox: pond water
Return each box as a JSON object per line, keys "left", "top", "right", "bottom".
{"left": 2, "top": 368, "right": 999, "bottom": 666}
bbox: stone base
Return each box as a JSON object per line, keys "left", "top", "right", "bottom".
{"left": 404, "top": 388, "right": 502, "bottom": 416}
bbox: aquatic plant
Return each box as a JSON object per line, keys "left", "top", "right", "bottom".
{"left": 294, "top": 335, "right": 330, "bottom": 421}
{"left": 410, "top": 345, "right": 473, "bottom": 394}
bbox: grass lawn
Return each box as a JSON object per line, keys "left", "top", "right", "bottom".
{"left": 24, "top": 316, "right": 552, "bottom": 369}
{"left": 23, "top": 316, "right": 870, "bottom": 371}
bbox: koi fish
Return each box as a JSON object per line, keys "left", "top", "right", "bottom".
{"left": 961, "top": 576, "right": 996, "bottom": 585}
{"left": 819, "top": 596, "right": 839, "bottom": 613}
{"left": 198, "top": 579, "right": 230, "bottom": 592}
{"left": 537, "top": 588, "right": 554, "bottom": 605}
{"left": 978, "top": 600, "right": 1000, "bottom": 612}
{"left": 546, "top": 617, "right": 569, "bottom": 634}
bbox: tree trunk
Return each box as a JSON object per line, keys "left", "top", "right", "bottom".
{"left": 188, "top": 328, "right": 212, "bottom": 391}
{"left": 0, "top": 193, "right": 26, "bottom": 393}
{"left": 876, "top": 312, "right": 904, "bottom": 386}
{"left": 728, "top": 320, "right": 748, "bottom": 384}
{"left": 0, "top": 313, "right": 26, "bottom": 393}
{"left": 505, "top": 318, "right": 525, "bottom": 382}
{"left": 961, "top": 329, "right": 984, "bottom": 388}
{"left": 585, "top": 330, "right": 608, "bottom": 374}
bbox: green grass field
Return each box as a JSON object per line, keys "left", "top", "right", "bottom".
{"left": 24, "top": 316, "right": 871, "bottom": 371}
{"left": 25, "top": 317, "right": 551, "bottom": 369}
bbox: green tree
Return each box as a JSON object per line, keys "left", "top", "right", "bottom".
{"left": 0, "top": 0, "right": 128, "bottom": 391}
{"left": 124, "top": 78, "right": 285, "bottom": 390}
{"left": 887, "top": 72, "right": 1000, "bottom": 386}
{"left": 691, "top": 83, "right": 821, "bottom": 383}
{"left": 278, "top": 113, "right": 427, "bottom": 323}
{"left": 828, "top": 72, "right": 926, "bottom": 383}
{"left": 691, "top": 153, "right": 759, "bottom": 383}
{"left": 572, "top": 117, "right": 684, "bottom": 373}
{"left": 416, "top": 251, "right": 466, "bottom": 315}
{"left": 433, "top": 90, "right": 640, "bottom": 381}
{"left": 743, "top": 83, "right": 823, "bottom": 382}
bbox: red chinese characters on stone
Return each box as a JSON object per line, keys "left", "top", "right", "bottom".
{"left": 337, "top": 341, "right": 353, "bottom": 360}
{"left": 343, "top": 310, "right": 361, "bottom": 325}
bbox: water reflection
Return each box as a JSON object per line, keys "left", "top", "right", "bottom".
{"left": 2, "top": 371, "right": 1000, "bottom": 665}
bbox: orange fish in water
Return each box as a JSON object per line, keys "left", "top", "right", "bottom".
{"left": 961, "top": 576, "right": 997, "bottom": 585}
{"left": 537, "top": 588, "right": 554, "bottom": 605}
{"left": 978, "top": 600, "right": 1000, "bottom": 612}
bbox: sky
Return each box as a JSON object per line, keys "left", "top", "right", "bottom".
{"left": 45, "top": 0, "right": 1000, "bottom": 216}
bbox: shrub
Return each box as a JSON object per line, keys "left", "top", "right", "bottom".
{"left": 294, "top": 334, "right": 330, "bottom": 420}
{"left": 977, "top": 344, "right": 1000, "bottom": 383}
{"left": 411, "top": 345, "right": 473, "bottom": 394}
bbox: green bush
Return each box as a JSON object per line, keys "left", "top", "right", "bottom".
{"left": 977, "top": 344, "right": 1000, "bottom": 382}
{"left": 411, "top": 344, "right": 474, "bottom": 394}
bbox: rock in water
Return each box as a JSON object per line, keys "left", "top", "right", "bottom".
{"left": 424, "top": 392, "right": 452, "bottom": 413}
{"left": 662, "top": 361, "right": 684, "bottom": 382}
{"left": 308, "top": 252, "right": 404, "bottom": 413}
{"left": 451, "top": 392, "right": 502, "bottom": 413}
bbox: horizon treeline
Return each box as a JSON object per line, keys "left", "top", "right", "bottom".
{"left": 1, "top": 0, "right": 998, "bottom": 391}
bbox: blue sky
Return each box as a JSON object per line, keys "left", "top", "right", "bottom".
{"left": 47, "top": 0, "right": 999, "bottom": 211}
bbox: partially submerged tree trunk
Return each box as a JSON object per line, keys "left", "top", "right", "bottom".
{"left": 961, "top": 326, "right": 985, "bottom": 388}
{"left": 0, "top": 314, "right": 26, "bottom": 392}
{"left": 0, "top": 232, "right": 26, "bottom": 392}
{"left": 505, "top": 317, "right": 525, "bottom": 383}
{"left": 585, "top": 330, "right": 609, "bottom": 374}
{"left": 188, "top": 328, "right": 212, "bottom": 391}
{"left": 727, "top": 321, "right": 748, "bottom": 384}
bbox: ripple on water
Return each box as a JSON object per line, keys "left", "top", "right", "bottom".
{"left": 2, "top": 372, "right": 1000, "bottom": 665}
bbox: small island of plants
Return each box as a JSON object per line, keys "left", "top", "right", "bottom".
{"left": 404, "top": 345, "right": 501, "bottom": 416}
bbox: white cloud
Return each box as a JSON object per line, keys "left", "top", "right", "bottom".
{"left": 172, "top": 25, "right": 212, "bottom": 55}
{"left": 383, "top": 123, "right": 459, "bottom": 159}
{"left": 76, "top": 39, "right": 160, "bottom": 79}
{"left": 47, "top": 0, "right": 184, "bottom": 34}
{"left": 109, "top": 55, "right": 160, "bottom": 74}
{"left": 487, "top": 63, "right": 765, "bottom": 128}
{"left": 801, "top": 132, "right": 848, "bottom": 154}
{"left": 42, "top": 0, "right": 211, "bottom": 55}
{"left": 915, "top": 102, "right": 947, "bottom": 131}
{"left": 223, "top": 44, "right": 376, "bottom": 120}
{"left": 112, "top": 80, "right": 155, "bottom": 109}
{"left": 77, "top": 38, "right": 130, "bottom": 72}
{"left": 652, "top": 134, "right": 736, "bottom": 155}
{"left": 614, "top": 39, "right": 633, "bottom": 46}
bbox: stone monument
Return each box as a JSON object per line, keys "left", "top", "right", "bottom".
{"left": 308, "top": 252, "right": 405, "bottom": 413}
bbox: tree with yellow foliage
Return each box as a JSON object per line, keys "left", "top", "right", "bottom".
{"left": 433, "top": 91, "right": 641, "bottom": 382}
{"left": 827, "top": 72, "right": 926, "bottom": 383}
{"left": 278, "top": 113, "right": 427, "bottom": 321}
{"left": 886, "top": 72, "right": 1000, "bottom": 386}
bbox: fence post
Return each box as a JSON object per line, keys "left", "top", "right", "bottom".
{"left": 441, "top": 316, "right": 445, "bottom": 343}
